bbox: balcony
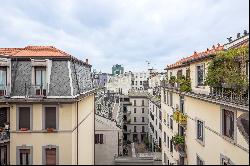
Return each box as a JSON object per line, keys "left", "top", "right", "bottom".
{"left": 0, "top": 85, "right": 10, "bottom": 97}
{"left": 161, "top": 81, "right": 249, "bottom": 110}
{"left": 27, "top": 84, "right": 48, "bottom": 97}
{"left": 173, "top": 111, "right": 187, "bottom": 126}
{"left": 0, "top": 130, "right": 10, "bottom": 143}
{"left": 172, "top": 134, "right": 186, "bottom": 157}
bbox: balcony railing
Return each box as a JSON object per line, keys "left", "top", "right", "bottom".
{"left": 0, "top": 85, "right": 11, "bottom": 97}
{"left": 27, "top": 84, "right": 48, "bottom": 97}
{"left": 161, "top": 81, "right": 249, "bottom": 109}
{"left": 0, "top": 130, "right": 10, "bottom": 142}
{"left": 173, "top": 111, "right": 187, "bottom": 125}
{"left": 174, "top": 144, "right": 186, "bottom": 157}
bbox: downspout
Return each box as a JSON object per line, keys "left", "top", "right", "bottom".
{"left": 76, "top": 101, "right": 79, "bottom": 165}
{"left": 72, "top": 57, "right": 80, "bottom": 165}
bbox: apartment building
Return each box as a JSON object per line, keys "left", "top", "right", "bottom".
{"left": 148, "top": 95, "right": 162, "bottom": 152}
{"left": 106, "top": 71, "right": 149, "bottom": 95}
{"left": 161, "top": 31, "right": 249, "bottom": 165}
{"left": 123, "top": 91, "right": 149, "bottom": 143}
{"left": 95, "top": 114, "right": 123, "bottom": 165}
{"left": 0, "top": 46, "right": 95, "bottom": 165}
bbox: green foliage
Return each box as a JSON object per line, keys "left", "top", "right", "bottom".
{"left": 169, "top": 76, "right": 176, "bottom": 84}
{"left": 205, "top": 46, "right": 249, "bottom": 91}
{"left": 172, "top": 134, "right": 185, "bottom": 145}
{"left": 177, "top": 75, "right": 192, "bottom": 92}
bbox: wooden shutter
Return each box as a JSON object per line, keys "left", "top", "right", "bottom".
{"left": 20, "top": 149, "right": 30, "bottom": 165}
{"left": 0, "top": 108, "right": 7, "bottom": 128}
{"left": 46, "top": 148, "right": 56, "bottom": 165}
{"left": 19, "top": 107, "right": 30, "bottom": 130}
{"left": 45, "top": 107, "right": 56, "bottom": 129}
{"left": 100, "top": 134, "right": 103, "bottom": 144}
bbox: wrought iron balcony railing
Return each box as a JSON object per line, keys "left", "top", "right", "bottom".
{"left": 26, "top": 84, "right": 48, "bottom": 97}
{"left": 0, "top": 85, "right": 11, "bottom": 97}
{"left": 0, "top": 130, "right": 10, "bottom": 142}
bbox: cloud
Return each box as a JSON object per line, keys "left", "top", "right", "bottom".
{"left": 0, "top": 0, "right": 249, "bottom": 72}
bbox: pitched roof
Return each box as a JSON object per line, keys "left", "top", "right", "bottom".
{"left": 0, "top": 45, "right": 91, "bottom": 67}
{"left": 0, "top": 46, "right": 70, "bottom": 57}
{"left": 165, "top": 43, "right": 224, "bottom": 70}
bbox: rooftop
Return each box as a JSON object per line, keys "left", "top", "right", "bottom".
{"left": 165, "top": 43, "right": 224, "bottom": 70}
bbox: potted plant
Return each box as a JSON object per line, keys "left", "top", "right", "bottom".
{"left": 20, "top": 128, "right": 28, "bottom": 131}
{"left": 172, "top": 134, "right": 185, "bottom": 151}
{"left": 47, "top": 128, "right": 54, "bottom": 133}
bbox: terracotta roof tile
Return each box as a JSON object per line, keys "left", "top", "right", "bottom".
{"left": 166, "top": 44, "right": 224, "bottom": 70}
{"left": 0, "top": 46, "right": 71, "bottom": 57}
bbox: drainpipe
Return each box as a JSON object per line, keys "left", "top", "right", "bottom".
{"left": 77, "top": 101, "right": 79, "bottom": 165}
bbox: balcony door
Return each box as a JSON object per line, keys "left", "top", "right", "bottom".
{"left": 0, "top": 67, "right": 7, "bottom": 96}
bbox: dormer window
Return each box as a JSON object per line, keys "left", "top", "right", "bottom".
{"left": 35, "top": 67, "right": 46, "bottom": 96}
{"left": 0, "top": 67, "right": 7, "bottom": 96}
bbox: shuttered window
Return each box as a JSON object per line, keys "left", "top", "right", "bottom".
{"left": 223, "top": 109, "right": 234, "bottom": 139}
{"left": 20, "top": 149, "right": 30, "bottom": 165}
{"left": 0, "top": 108, "right": 7, "bottom": 128}
{"left": 45, "top": 107, "right": 57, "bottom": 129}
{"left": 45, "top": 148, "right": 56, "bottom": 165}
{"left": 19, "top": 107, "right": 30, "bottom": 130}
{"left": 95, "top": 134, "right": 104, "bottom": 144}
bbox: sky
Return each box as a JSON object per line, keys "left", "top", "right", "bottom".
{"left": 0, "top": 0, "right": 249, "bottom": 73}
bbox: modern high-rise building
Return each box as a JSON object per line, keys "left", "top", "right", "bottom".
{"left": 112, "top": 64, "right": 124, "bottom": 75}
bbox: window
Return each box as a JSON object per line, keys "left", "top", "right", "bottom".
{"left": 0, "top": 67, "right": 7, "bottom": 96}
{"left": 170, "top": 138, "right": 173, "bottom": 152}
{"left": 134, "top": 108, "right": 136, "bottom": 113}
{"left": 0, "top": 145, "right": 8, "bottom": 165}
{"left": 42, "top": 145, "right": 58, "bottom": 165}
{"left": 169, "top": 93, "right": 173, "bottom": 107}
{"left": 95, "top": 134, "right": 104, "bottom": 144}
{"left": 135, "top": 81, "right": 137, "bottom": 85}
{"left": 222, "top": 109, "right": 235, "bottom": 139}
{"left": 134, "top": 117, "right": 137, "bottom": 122}
{"left": 44, "top": 107, "right": 57, "bottom": 130}
{"left": 177, "top": 70, "right": 182, "bottom": 79}
{"left": 45, "top": 148, "right": 56, "bottom": 165}
{"left": 17, "top": 146, "right": 33, "bottom": 165}
{"left": 134, "top": 100, "right": 136, "bottom": 106}
{"left": 220, "top": 154, "right": 234, "bottom": 165}
{"left": 140, "top": 81, "right": 142, "bottom": 85}
{"left": 35, "top": 67, "right": 47, "bottom": 95}
{"left": 134, "top": 126, "right": 137, "bottom": 132}
{"left": 142, "top": 126, "right": 145, "bottom": 132}
{"left": 167, "top": 92, "right": 169, "bottom": 105}
{"left": 170, "top": 118, "right": 173, "bottom": 130}
{"left": 142, "top": 100, "right": 144, "bottom": 106}
{"left": 156, "top": 119, "right": 157, "bottom": 125}
{"left": 163, "top": 91, "right": 166, "bottom": 103}
{"left": 142, "top": 108, "right": 144, "bottom": 113}
{"left": 18, "top": 107, "right": 31, "bottom": 130}
{"left": 164, "top": 132, "right": 166, "bottom": 143}
{"left": 155, "top": 130, "right": 158, "bottom": 138}
{"left": 197, "top": 155, "right": 204, "bottom": 165}
{"left": 142, "top": 117, "right": 145, "bottom": 122}
{"left": 180, "top": 96, "right": 184, "bottom": 113}
{"left": 196, "top": 64, "right": 204, "bottom": 86}
{"left": 132, "top": 81, "right": 134, "bottom": 85}
{"left": 197, "top": 120, "right": 204, "bottom": 142}
{"left": 167, "top": 137, "right": 169, "bottom": 148}
{"left": 159, "top": 111, "right": 162, "bottom": 121}
{"left": 159, "top": 123, "right": 162, "bottom": 131}
{"left": 167, "top": 114, "right": 169, "bottom": 127}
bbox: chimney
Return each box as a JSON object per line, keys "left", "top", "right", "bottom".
{"left": 194, "top": 51, "right": 198, "bottom": 56}
{"left": 227, "top": 37, "right": 232, "bottom": 42}
{"left": 237, "top": 33, "right": 241, "bottom": 38}
{"left": 86, "top": 59, "right": 88, "bottom": 64}
{"left": 212, "top": 45, "right": 216, "bottom": 50}
{"left": 217, "top": 43, "right": 220, "bottom": 47}
{"left": 244, "top": 30, "right": 248, "bottom": 36}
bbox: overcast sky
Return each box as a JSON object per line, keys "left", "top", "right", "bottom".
{"left": 0, "top": 0, "right": 249, "bottom": 73}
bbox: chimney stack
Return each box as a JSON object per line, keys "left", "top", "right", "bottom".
{"left": 237, "top": 33, "right": 241, "bottom": 38}
{"left": 86, "top": 59, "right": 88, "bottom": 64}
{"left": 227, "top": 37, "right": 232, "bottom": 42}
{"left": 244, "top": 30, "right": 248, "bottom": 36}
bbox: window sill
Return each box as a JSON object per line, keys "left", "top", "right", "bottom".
{"left": 196, "top": 138, "right": 205, "bottom": 147}
{"left": 221, "top": 135, "right": 236, "bottom": 144}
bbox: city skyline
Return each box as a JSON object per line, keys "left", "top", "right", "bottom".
{"left": 0, "top": 0, "right": 249, "bottom": 73}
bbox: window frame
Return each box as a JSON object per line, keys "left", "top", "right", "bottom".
{"left": 196, "top": 63, "right": 205, "bottom": 87}
{"left": 16, "top": 145, "right": 33, "bottom": 165}
{"left": 16, "top": 105, "right": 33, "bottom": 131}
{"left": 220, "top": 107, "right": 237, "bottom": 142}
{"left": 196, "top": 154, "right": 204, "bottom": 165}
{"left": 42, "top": 145, "right": 59, "bottom": 165}
{"left": 42, "top": 105, "right": 59, "bottom": 130}
{"left": 195, "top": 118, "right": 205, "bottom": 146}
